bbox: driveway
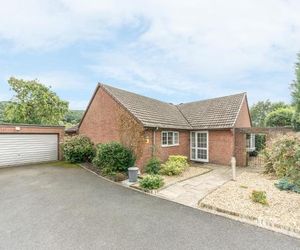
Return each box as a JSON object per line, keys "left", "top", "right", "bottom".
{"left": 0, "top": 164, "right": 299, "bottom": 250}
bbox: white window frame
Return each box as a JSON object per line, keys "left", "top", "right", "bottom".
{"left": 246, "top": 133, "right": 256, "bottom": 152}
{"left": 190, "top": 131, "right": 209, "bottom": 162}
{"left": 161, "top": 131, "right": 179, "bottom": 147}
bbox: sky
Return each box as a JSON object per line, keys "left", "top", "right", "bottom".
{"left": 0, "top": 0, "right": 300, "bottom": 110}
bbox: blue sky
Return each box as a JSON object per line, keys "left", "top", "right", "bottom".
{"left": 1, "top": 0, "right": 300, "bottom": 109}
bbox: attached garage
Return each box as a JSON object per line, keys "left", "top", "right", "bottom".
{"left": 0, "top": 124, "right": 64, "bottom": 168}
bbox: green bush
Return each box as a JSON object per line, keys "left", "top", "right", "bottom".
{"left": 159, "top": 155, "right": 189, "bottom": 176}
{"left": 139, "top": 175, "right": 164, "bottom": 190}
{"left": 144, "top": 157, "right": 161, "bottom": 174}
{"left": 92, "top": 142, "right": 136, "bottom": 173}
{"left": 275, "top": 178, "right": 300, "bottom": 193}
{"left": 264, "top": 107, "right": 294, "bottom": 127}
{"left": 251, "top": 190, "right": 268, "bottom": 205}
{"left": 292, "top": 111, "right": 300, "bottom": 131}
{"left": 63, "top": 135, "right": 95, "bottom": 163}
{"left": 261, "top": 135, "right": 300, "bottom": 179}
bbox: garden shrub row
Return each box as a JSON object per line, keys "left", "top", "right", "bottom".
{"left": 63, "top": 137, "right": 190, "bottom": 187}
{"left": 63, "top": 136, "right": 135, "bottom": 177}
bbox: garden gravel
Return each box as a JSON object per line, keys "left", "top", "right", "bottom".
{"left": 199, "top": 172, "right": 300, "bottom": 234}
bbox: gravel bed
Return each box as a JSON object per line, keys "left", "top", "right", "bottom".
{"left": 199, "top": 172, "right": 300, "bottom": 233}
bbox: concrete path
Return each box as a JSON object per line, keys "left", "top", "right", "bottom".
{"left": 157, "top": 165, "right": 246, "bottom": 207}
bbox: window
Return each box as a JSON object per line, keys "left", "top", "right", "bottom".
{"left": 161, "top": 131, "right": 179, "bottom": 146}
{"left": 246, "top": 133, "right": 256, "bottom": 152}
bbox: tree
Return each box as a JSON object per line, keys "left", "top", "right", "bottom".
{"left": 264, "top": 107, "right": 294, "bottom": 127}
{"left": 250, "top": 100, "right": 288, "bottom": 127}
{"left": 4, "top": 77, "right": 68, "bottom": 125}
{"left": 63, "top": 110, "right": 84, "bottom": 125}
{"left": 291, "top": 53, "right": 300, "bottom": 111}
{"left": 291, "top": 53, "right": 300, "bottom": 130}
{"left": 0, "top": 101, "right": 9, "bottom": 123}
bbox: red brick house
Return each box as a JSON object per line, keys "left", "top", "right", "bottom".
{"left": 78, "top": 84, "right": 251, "bottom": 170}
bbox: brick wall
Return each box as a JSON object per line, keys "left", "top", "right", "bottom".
{"left": 234, "top": 130, "right": 247, "bottom": 166}
{"left": 209, "top": 130, "right": 234, "bottom": 166}
{"left": 79, "top": 87, "right": 125, "bottom": 143}
{"left": 234, "top": 97, "right": 251, "bottom": 128}
{"left": 233, "top": 96, "right": 252, "bottom": 167}
{"left": 79, "top": 86, "right": 148, "bottom": 169}
{"left": 139, "top": 129, "right": 234, "bottom": 168}
{"left": 0, "top": 124, "right": 65, "bottom": 160}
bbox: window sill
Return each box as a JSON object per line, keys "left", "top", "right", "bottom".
{"left": 161, "top": 144, "right": 179, "bottom": 147}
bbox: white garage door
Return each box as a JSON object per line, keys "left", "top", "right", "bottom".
{"left": 0, "top": 134, "right": 58, "bottom": 167}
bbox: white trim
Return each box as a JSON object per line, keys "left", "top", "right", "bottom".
{"left": 161, "top": 131, "right": 180, "bottom": 147}
{"left": 190, "top": 131, "right": 209, "bottom": 162}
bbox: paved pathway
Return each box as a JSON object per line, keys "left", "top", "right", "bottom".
{"left": 157, "top": 164, "right": 246, "bottom": 207}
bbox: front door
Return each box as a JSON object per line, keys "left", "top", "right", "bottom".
{"left": 190, "top": 131, "right": 209, "bottom": 162}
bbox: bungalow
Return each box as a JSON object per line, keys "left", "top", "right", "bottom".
{"left": 78, "top": 84, "right": 251, "bottom": 170}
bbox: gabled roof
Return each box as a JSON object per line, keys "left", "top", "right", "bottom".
{"left": 79, "top": 83, "right": 247, "bottom": 130}
{"left": 102, "top": 84, "right": 192, "bottom": 129}
{"left": 177, "top": 93, "right": 246, "bottom": 129}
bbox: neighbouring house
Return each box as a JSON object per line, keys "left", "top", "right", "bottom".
{"left": 77, "top": 83, "right": 251, "bottom": 170}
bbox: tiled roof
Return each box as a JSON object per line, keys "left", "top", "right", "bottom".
{"left": 101, "top": 84, "right": 246, "bottom": 130}
{"left": 65, "top": 124, "right": 78, "bottom": 133}
{"left": 177, "top": 93, "right": 246, "bottom": 129}
{"left": 102, "top": 84, "right": 192, "bottom": 129}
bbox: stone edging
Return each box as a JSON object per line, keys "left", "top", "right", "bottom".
{"left": 199, "top": 202, "right": 300, "bottom": 239}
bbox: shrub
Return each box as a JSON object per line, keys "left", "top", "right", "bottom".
{"left": 139, "top": 175, "right": 164, "bottom": 190}
{"left": 159, "top": 155, "right": 189, "bottom": 176}
{"left": 63, "top": 135, "right": 95, "bottom": 163}
{"left": 92, "top": 142, "right": 136, "bottom": 173}
{"left": 144, "top": 157, "right": 161, "bottom": 174}
{"left": 275, "top": 178, "right": 300, "bottom": 193}
{"left": 264, "top": 107, "right": 294, "bottom": 127}
{"left": 251, "top": 190, "right": 268, "bottom": 205}
{"left": 261, "top": 135, "right": 300, "bottom": 182}
{"left": 292, "top": 111, "right": 300, "bottom": 131}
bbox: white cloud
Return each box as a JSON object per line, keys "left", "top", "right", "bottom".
{"left": 7, "top": 71, "right": 88, "bottom": 90}
{"left": 1, "top": 0, "right": 300, "bottom": 103}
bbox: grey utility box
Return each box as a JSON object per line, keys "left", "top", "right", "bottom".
{"left": 128, "top": 167, "right": 139, "bottom": 182}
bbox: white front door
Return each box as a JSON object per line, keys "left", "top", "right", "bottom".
{"left": 190, "top": 131, "right": 209, "bottom": 162}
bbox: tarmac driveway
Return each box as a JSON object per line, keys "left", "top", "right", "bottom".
{"left": 0, "top": 164, "right": 299, "bottom": 250}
